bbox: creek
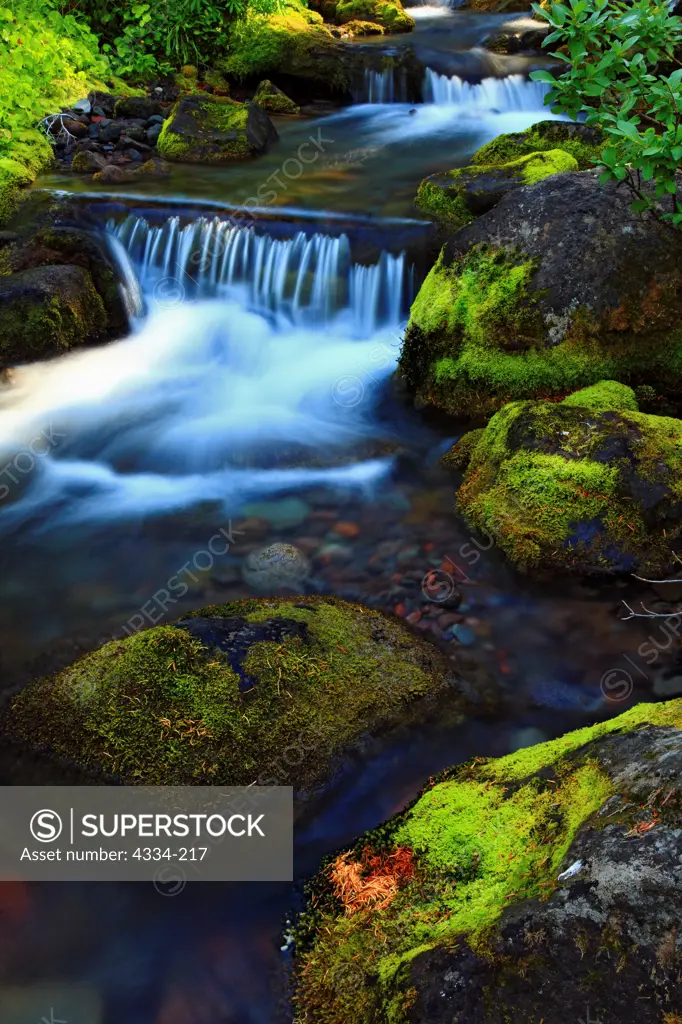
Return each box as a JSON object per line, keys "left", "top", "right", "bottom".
{"left": 0, "top": 4, "right": 676, "bottom": 1021}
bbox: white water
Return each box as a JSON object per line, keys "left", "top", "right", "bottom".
{"left": 423, "top": 69, "right": 551, "bottom": 110}
{"left": 0, "top": 223, "right": 413, "bottom": 527}
{"left": 112, "top": 215, "right": 410, "bottom": 335}
{"left": 353, "top": 69, "right": 408, "bottom": 104}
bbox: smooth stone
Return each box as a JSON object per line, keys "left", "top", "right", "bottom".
{"left": 242, "top": 543, "right": 311, "bottom": 592}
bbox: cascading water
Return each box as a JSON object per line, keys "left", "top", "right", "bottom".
{"left": 352, "top": 68, "right": 409, "bottom": 104}
{"left": 0, "top": 217, "right": 416, "bottom": 529}
{"left": 111, "top": 214, "right": 411, "bottom": 335}
{"left": 423, "top": 68, "right": 551, "bottom": 110}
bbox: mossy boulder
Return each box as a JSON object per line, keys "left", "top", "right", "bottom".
{"left": 400, "top": 171, "right": 682, "bottom": 418}
{"left": 416, "top": 150, "right": 578, "bottom": 228}
{"left": 0, "top": 265, "right": 107, "bottom": 366}
{"left": 455, "top": 381, "right": 682, "bottom": 574}
{"left": 253, "top": 79, "right": 300, "bottom": 115}
{"left": 335, "top": 0, "right": 414, "bottom": 32}
{"left": 157, "top": 95, "right": 278, "bottom": 163}
{"left": 0, "top": 158, "right": 34, "bottom": 226}
{"left": 293, "top": 698, "right": 682, "bottom": 1024}
{"left": 2, "top": 597, "right": 471, "bottom": 791}
{"left": 341, "top": 18, "right": 384, "bottom": 34}
{"left": 472, "top": 119, "right": 603, "bottom": 171}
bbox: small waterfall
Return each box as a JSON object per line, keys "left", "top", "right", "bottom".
{"left": 423, "top": 69, "right": 551, "bottom": 110}
{"left": 110, "top": 214, "right": 412, "bottom": 335}
{"left": 105, "top": 233, "right": 145, "bottom": 322}
{"left": 353, "top": 68, "right": 408, "bottom": 104}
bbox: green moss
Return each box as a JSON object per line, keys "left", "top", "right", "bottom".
{"left": 335, "top": 0, "right": 414, "bottom": 31}
{"left": 222, "top": 0, "right": 338, "bottom": 82}
{"left": 4, "top": 597, "right": 454, "bottom": 788}
{"left": 442, "top": 428, "right": 485, "bottom": 470}
{"left": 342, "top": 18, "right": 385, "bottom": 33}
{"left": 415, "top": 150, "right": 578, "bottom": 227}
{"left": 253, "top": 79, "right": 300, "bottom": 114}
{"left": 472, "top": 121, "right": 602, "bottom": 171}
{"left": 0, "top": 158, "right": 34, "bottom": 226}
{"left": 561, "top": 379, "right": 638, "bottom": 412}
{"left": 455, "top": 393, "right": 682, "bottom": 572}
{"left": 157, "top": 97, "right": 253, "bottom": 162}
{"left": 294, "top": 697, "right": 682, "bottom": 1024}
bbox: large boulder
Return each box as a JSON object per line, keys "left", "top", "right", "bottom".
{"left": 335, "top": 0, "right": 414, "bottom": 32}
{"left": 293, "top": 697, "right": 682, "bottom": 1024}
{"left": 157, "top": 95, "right": 278, "bottom": 163}
{"left": 0, "top": 265, "right": 108, "bottom": 366}
{"left": 2, "top": 597, "right": 473, "bottom": 791}
{"left": 400, "top": 171, "right": 682, "bottom": 418}
{"left": 455, "top": 381, "right": 682, "bottom": 575}
{"left": 416, "top": 150, "right": 578, "bottom": 228}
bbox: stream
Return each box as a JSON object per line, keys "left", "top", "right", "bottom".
{"left": 1, "top": 4, "right": 680, "bottom": 1022}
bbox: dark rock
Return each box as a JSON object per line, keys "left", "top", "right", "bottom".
{"left": 0, "top": 265, "right": 107, "bottom": 365}
{"left": 92, "top": 164, "right": 134, "bottom": 184}
{"left": 98, "top": 122, "right": 123, "bottom": 143}
{"left": 71, "top": 150, "right": 108, "bottom": 173}
{"left": 62, "top": 118, "right": 88, "bottom": 138}
{"left": 113, "top": 96, "right": 164, "bottom": 119}
{"left": 157, "top": 96, "right": 278, "bottom": 164}
{"left": 146, "top": 123, "right": 163, "bottom": 144}
{"left": 87, "top": 91, "right": 117, "bottom": 117}
{"left": 87, "top": 124, "right": 100, "bottom": 139}
{"left": 402, "top": 170, "right": 682, "bottom": 418}
{"left": 146, "top": 114, "right": 166, "bottom": 125}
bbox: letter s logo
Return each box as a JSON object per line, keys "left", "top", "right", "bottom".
{"left": 30, "top": 809, "right": 63, "bottom": 842}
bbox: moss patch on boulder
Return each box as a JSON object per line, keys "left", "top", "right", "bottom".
{"left": 455, "top": 381, "right": 682, "bottom": 574}
{"left": 416, "top": 150, "right": 578, "bottom": 228}
{"left": 293, "top": 698, "right": 682, "bottom": 1024}
{"left": 0, "top": 264, "right": 107, "bottom": 366}
{"left": 157, "top": 95, "right": 277, "bottom": 163}
{"left": 253, "top": 79, "right": 300, "bottom": 115}
{"left": 335, "top": 0, "right": 414, "bottom": 32}
{"left": 3, "top": 597, "right": 465, "bottom": 790}
{"left": 401, "top": 172, "right": 682, "bottom": 418}
{"left": 472, "top": 119, "right": 603, "bottom": 171}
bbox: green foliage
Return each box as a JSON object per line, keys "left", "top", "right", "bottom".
{"left": 530, "top": 0, "right": 682, "bottom": 227}
{"left": 0, "top": 0, "right": 106, "bottom": 171}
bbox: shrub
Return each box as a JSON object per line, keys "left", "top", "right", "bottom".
{"left": 530, "top": 0, "right": 682, "bottom": 227}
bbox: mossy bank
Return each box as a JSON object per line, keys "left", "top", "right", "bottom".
{"left": 294, "top": 698, "right": 682, "bottom": 1024}
{"left": 2, "top": 597, "right": 468, "bottom": 790}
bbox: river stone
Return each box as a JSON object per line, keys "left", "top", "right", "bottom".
{"left": 401, "top": 170, "right": 682, "bottom": 417}
{"left": 0, "top": 265, "right": 107, "bottom": 366}
{"left": 294, "top": 699, "right": 682, "bottom": 1023}
{"left": 2, "top": 596, "right": 470, "bottom": 791}
{"left": 242, "top": 543, "right": 311, "bottom": 591}
{"left": 157, "top": 96, "right": 278, "bottom": 164}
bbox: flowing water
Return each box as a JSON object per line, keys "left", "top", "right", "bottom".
{"left": 1, "top": 5, "right": 677, "bottom": 1022}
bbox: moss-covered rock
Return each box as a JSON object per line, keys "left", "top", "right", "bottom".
{"left": 341, "top": 18, "right": 384, "bottom": 34}
{"left": 157, "top": 95, "right": 277, "bottom": 163}
{"left": 400, "top": 171, "right": 682, "bottom": 418}
{"left": 416, "top": 150, "right": 578, "bottom": 228}
{"left": 253, "top": 79, "right": 300, "bottom": 115}
{"left": 2, "top": 597, "right": 470, "bottom": 790}
{"left": 293, "top": 698, "right": 682, "bottom": 1024}
{"left": 0, "top": 158, "right": 34, "bottom": 226}
{"left": 455, "top": 381, "right": 682, "bottom": 574}
{"left": 0, "top": 264, "right": 107, "bottom": 366}
{"left": 335, "top": 0, "right": 414, "bottom": 32}
{"left": 472, "top": 119, "right": 603, "bottom": 171}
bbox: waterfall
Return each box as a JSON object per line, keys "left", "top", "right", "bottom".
{"left": 105, "top": 232, "right": 145, "bottom": 322}
{"left": 423, "top": 69, "right": 551, "bottom": 111}
{"left": 352, "top": 68, "right": 408, "bottom": 104}
{"left": 110, "top": 214, "right": 412, "bottom": 335}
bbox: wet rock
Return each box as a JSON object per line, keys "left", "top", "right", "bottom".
{"left": 242, "top": 543, "right": 311, "bottom": 591}
{"left": 71, "top": 150, "right": 108, "bottom": 173}
{"left": 157, "top": 96, "right": 278, "bottom": 164}
{"left": 253, "top": 79, "right": 300, "bottom": 115}
{"left": 294, "top": 699, "right": 682, "bottom": 1023}
{"left": 455, "top": 381, "right": 682, "bottom": 575}
{"left": 416, "top": 150, "right": 578, "bottom": 228}
{"left": 3, "top": 596, "right": 468, "bottom": 791}
{"left": 0, "top": 264, "right": 107, "bottom": 366}
{"left": 92, "top": 164, "right": 133, "bottom": 184}
{"left": 98, "top": 122, "right": 123, "bottom": 144}
{"left": 113, "top": 96, "right": 164, "bottom": 120}
{"left": 146, "top": 123, "right": 163, "bottom": 144}
{"left": 401, "top": 170, "right": 682, "bottom": 417}
{"left": 87, "top": 91, "right": 117, "bottom": 117}
{"left": 335, "top": 0, "right": 414, "bottom": 32}
{"left": 62, "top": 118, "right": 88, "bottom": 138}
